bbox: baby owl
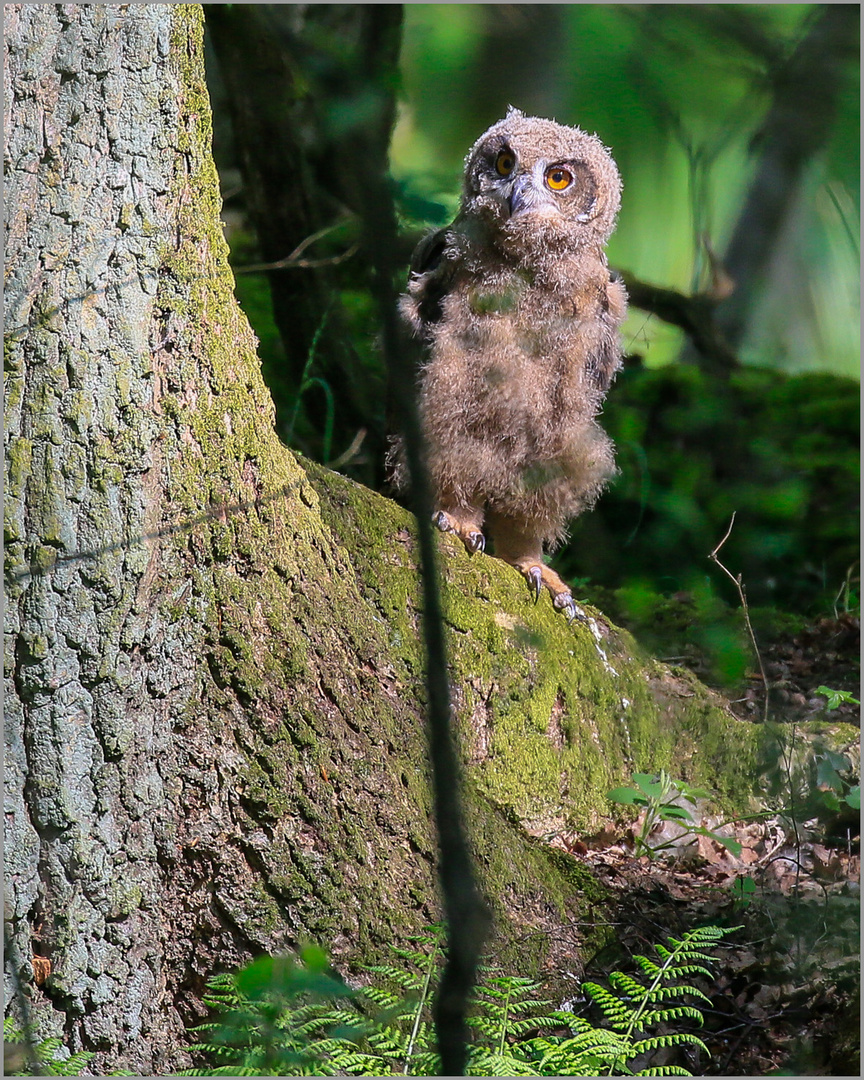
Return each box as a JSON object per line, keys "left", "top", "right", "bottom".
{"left": 394, "top": 109, "right": 626, "bottom": 620}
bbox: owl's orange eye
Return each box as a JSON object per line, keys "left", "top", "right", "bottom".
{"left": 545, "top": 166, "right": 573, "bottom": 192}
{"left": 495, "top": 150, "right": 516, "bottom": 176}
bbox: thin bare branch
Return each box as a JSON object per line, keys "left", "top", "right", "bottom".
{"left": 708, "top": 513, "right": 770, "bottom": 723}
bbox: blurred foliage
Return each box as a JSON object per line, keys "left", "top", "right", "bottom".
{"left": 3, "top": 1017, "right": 130, "bottom": 1076}
{"left": 560, "top": 363, "right": 859, "bottom": 610}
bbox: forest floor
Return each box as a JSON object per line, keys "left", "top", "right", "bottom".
{"left": 546, "top": 608, "right": 860, "bottom": 1076}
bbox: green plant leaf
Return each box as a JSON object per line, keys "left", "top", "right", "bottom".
{"left": 632, "top": 773, "right": 666, "bottom": 799}
{"left": 815, "top": 685, "right": 861, "bottom": 710}
{"left": 608, "top": 786, "right": 647, "bottom": 805}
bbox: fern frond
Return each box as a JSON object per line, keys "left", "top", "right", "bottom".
{"left": 656, "top": 964, "right": 714, "bottom": 980}
{"left": 180, "top": 1067, "right": 261, "bottom": 1077}
{"left": 320, "top": 1048, "right": 390, "bottom": 1075}
{"left": 185, "top": 1041, "right": 245, "bottom": 1056}
{"left": 467, "top": 1049, "right": 537, "bottom": 1076}
{"left": 2, "top": 1021, "right": 97, "bottom": 1077}
{"left": 530, "top": 1031, "right": 632, "bottom": 1077}
{"left": 47, "top": 1050, "right": 99, "bottom": 1077}
{"left": 636, "top": 1066, "right": 693, "bottom": 1076}
{"left": 549, "top": 1011, "right": 595, "bottom": 1033}
{"left": 363, "top": 965, "right": 423, "bottom": 991}
{"left": 637, "top": 984, "right": 711, "bottom": 1005}
{"left": 410, "top": 1049, "right": 443, "bottom": 1075}
{"left": 360, "top": 985, "right": 408, "bottom": 1009}
{"left": 609, "top": 971, "right": 649, "bottom": 999}
{"left": 467, "top": 1015, "right": 501, "bottom": 1038}
{"left": 661, "top": 950, "right": 714, "bottom": 967}
{"left": 582, "top": 982, "right": 637, "bottom": 1028}
{"left": 632, "top": 1033, "right": 709, "bottom": 1056}
{"left": 367, "top": 1027, "right": 410, "bottom": 1056}
{"left": 508, "top": 1013, "right": 564, "bottom": 1035}
{"left": 637, "top": 1005, "right": 705, "bottom": 1026}
{"left": 183, "top": 922, "right": 735, "bottom": 1078}
{"left": 633, "top": 955, "right": 662, "bottom": 979}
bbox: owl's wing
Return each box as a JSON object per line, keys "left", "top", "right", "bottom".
{"left": 404, "top": 228, "right": 453, "bottom": 337}
{"left": 588, "top": 270, "right": 628, "bottom": 391}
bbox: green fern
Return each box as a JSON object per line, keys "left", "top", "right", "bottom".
{"left": 3, "top": 1017, "right": 124, "bottom": 1077}
{"left": 577, "top": 925, "right": 735, "bottom": 1075}
{"left": 183, "top": 923, "right": 738, "bottom": 1076}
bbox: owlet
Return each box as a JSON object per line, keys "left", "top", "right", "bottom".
{"left": 393, "top": 108, "right": 626, "bottom": 620}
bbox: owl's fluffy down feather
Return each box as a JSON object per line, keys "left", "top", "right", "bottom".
{"left": 392, "top": 110, "right": 627, "bottom": 608}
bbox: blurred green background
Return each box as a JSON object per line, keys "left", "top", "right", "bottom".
{"left": 205, "top": 4, "right": 859, "bottom": 690}
{"left": 392, "top": 4, "right": 859, "bottom": 377}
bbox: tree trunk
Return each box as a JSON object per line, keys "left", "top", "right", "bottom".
{"left": 2, "top": 6, "right": 819, "bottom": 1074}
{"left": 715, "top": 4, "right": 858, "bottom": 350}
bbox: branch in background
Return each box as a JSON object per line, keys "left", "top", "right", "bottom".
{"left": 234, "top": 217, "right": 360, "bottom": 274}
{"left": 619, "top": 270, "right": 739, "bottom": 374}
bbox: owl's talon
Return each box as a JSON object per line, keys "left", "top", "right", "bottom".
{"left": 526, "top": 565, "right": 543, "bottom": 604}
{"left": 465, "top": 531, "right": 486, "bottom": 555}
{"left": 554, "top": 593, "right": 586, "bottom": 624}
{"left": 434, "top": 511, "right": 454, "bottom": 534}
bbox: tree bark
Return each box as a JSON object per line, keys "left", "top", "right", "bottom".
{"left": 3, "top": 6, "right": 831, "bottom": 1075}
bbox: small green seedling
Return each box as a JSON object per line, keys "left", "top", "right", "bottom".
{"left": 608, "top": 770, "right": 743, "bottom": 858}
{"left": 815, "top": 685, "right": 860, "bottom": 711}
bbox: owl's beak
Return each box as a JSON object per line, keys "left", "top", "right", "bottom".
{"left": 507, "top": 174, "right": 534, "bottom": 219}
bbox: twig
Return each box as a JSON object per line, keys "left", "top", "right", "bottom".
{"left": 832, "top": 559, "right": 859, "bottom": 619}
{"left": 235, "top": 243, "right": 359, "bottom": 274}
{"left": 619, "top": 271, "right": 739, "bottom": 373}
{"left": 235, "top": 218, "right": 359, "bottom": 274}
{"left": 708, "top": 512, "right": 770, "bottom": 722}
{"left": 327, "top": 428, "right": 367, "bottom": 470}
{"left": 352, "top": 78, "right": 489, "bottom": 1077}
{"left": 709, "top": 516, "right": 803, "bottom": 893}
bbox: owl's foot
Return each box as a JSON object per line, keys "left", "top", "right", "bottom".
{"left": 434, "top": 510, "right": 486, "bottom": 555}
{"left": 518, "top": 562, "right": 586, "bottom": 623}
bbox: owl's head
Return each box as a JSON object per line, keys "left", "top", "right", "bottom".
{"left": 461, "top": 108, "right": 622, "bottom": 250}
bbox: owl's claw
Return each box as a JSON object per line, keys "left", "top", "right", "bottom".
{"left": 526, "top": 565, "right": 543, "bottom": 604}
{"left": 433, "top": 510, "right": 486, "bottom": 555}
{"left": 465, "top": 530, "right": 485, "bottom": 555}
{"left": 553, "top": 592, "right": 586, "bottom": 623}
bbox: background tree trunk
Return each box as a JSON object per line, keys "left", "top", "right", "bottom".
{"left": 4, "top": 6, "right": 832, "bottom": 1075}
{"left": 714, "top": 4, "right": 859, "bottom": 351}
{"left": 205, "top": 4, "right": 401, "bottom": 482}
